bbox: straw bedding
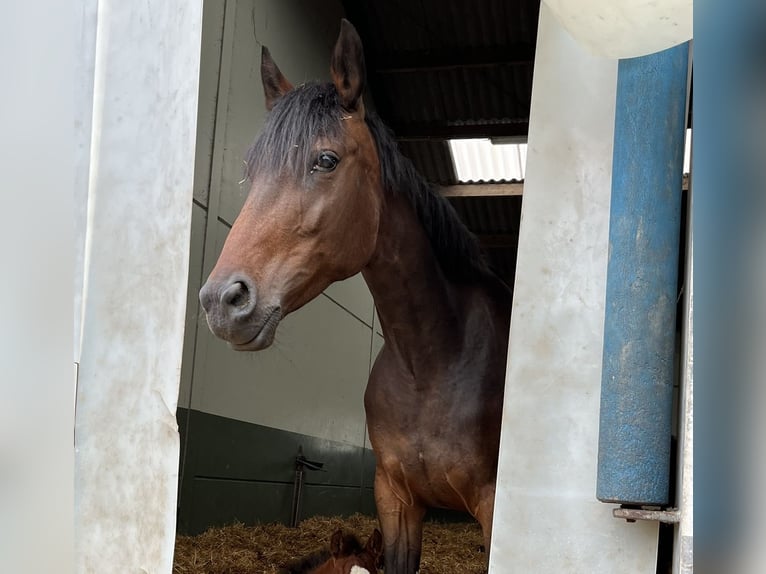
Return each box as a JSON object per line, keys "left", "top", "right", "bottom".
{"left": 174, "top": 514, "right": 486, "bottom": 573}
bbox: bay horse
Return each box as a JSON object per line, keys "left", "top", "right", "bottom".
{"left": 199, "top": 19, "right": 512, "bottom": 573}
{"left": 278, "top": 528, "right": 383, "bottom": 574}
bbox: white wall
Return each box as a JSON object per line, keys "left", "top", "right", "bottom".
{"left": 489, "top": 5, "right": 658, "bottom": 572}
{"left": 74, "top": 1, "right": 203, "bottom": 573}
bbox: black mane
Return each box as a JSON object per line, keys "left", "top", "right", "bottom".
{"left": 365, "top": 111, "right": 493, "bottom": 282}
{"left": 245, "top": 81, "right": 492, "bottom": 283}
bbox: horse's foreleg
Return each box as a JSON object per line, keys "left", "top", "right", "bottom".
{"left": 374, "top": 467, "right": 425, "bottom": 573}
{"left": 474, "top": 486, "right": 495, "bottom": 571}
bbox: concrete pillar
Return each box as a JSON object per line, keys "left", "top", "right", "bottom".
{"left": 74, "top": 1, "right": 203, "bottom": 572}
{"left": 489, "top": 4, "right": 658, "bottom": 572}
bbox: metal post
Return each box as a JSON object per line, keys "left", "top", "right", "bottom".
{"left": 289, "top": 447, "right": 324, "bottom": 527}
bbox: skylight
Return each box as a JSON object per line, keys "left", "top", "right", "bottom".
{"left": 448, "top": 139, "right": 526, "bottom": 183}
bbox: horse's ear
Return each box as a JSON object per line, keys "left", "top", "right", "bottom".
{"left": 330, "top": 19, "right": 366, "bottom": 114}
{"left": 329, "top": 529, "right": 344, "bottom": 557}
{"left": 261, "top": 46, "right": 293, "bottom": 111}
{"left": 366, "top": 528, "right": 383, "bottom": 560}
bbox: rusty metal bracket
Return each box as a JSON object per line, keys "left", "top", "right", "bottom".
{"left": 289, "top": 446, "right": 326, "bottom": 527}
{"left": 613, "top": 506, "right": 681, "bottom": 523}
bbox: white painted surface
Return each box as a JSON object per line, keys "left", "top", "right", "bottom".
{"left": 74, "top": 0, "right": 98, "bottom": 360}
{"left": 673, "top": 193, "right": 693, "bottom": 574}
{"left": 74, "top": 1, "right": 203, "bottom": 573}
{"left": 489, "top": 5, "right": 658, "bottom": 572}
{"left": 1, "top": 4, "right": 74, "bottom": 572}
{"left": 544, "top": 0, "right": 692, "bottom": 59}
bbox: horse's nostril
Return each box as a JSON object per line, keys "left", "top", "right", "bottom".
{"left": 221, "top": 281, "right": 251, "bottom": 309}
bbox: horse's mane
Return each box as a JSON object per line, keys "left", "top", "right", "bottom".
{"left": 245, "top": 81, "right": 493, "bottom": 283}
{"left": 364, "top": 111, "right": 493, "bottom": 282}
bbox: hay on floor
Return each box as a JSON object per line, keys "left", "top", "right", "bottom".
{"left": 174, "top": 514, "right": 486, "bottom": 573}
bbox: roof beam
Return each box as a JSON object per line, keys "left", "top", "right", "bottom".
{"left": 391, "top": 121, "right": 529, "bottom": 141}
{"left": 440, "top": 183, "right": 524, "bottom": 197}
{"left": 374, "top": 45, "right": 535, "bottom": 75}
{"left": 440, "top": 177, "right": 690, "bottom": 198}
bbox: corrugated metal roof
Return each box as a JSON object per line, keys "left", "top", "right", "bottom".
{"left": 375, "top": 65, "right": 534, "bottom": 128}
{"left": 345, "top": 0, "right": 538, "bottom": 146}
{"left": 449, "top": 196, "right": 522, "bottom": 236}
{"left": 448, "top": 196, "right": 522, "bottom": 282}
{"left": 356, "top": 0, "right": 539, "bottom": 53}
{"left": 449, "top": 139, "right": 527, "bottom": 182}
{"left": 397, "top": 140, "right": 456, "bottom": 185}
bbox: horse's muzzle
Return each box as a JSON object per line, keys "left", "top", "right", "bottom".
{"left": 199, "top": 274, "right": 281, "bottom": 350}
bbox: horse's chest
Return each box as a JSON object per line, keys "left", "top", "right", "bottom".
{"left": 372, "top": 430, "right": 487, "bottom": 511}
{"left": 364, "top": 347, "right": 503, "bottom": 508}
{"left": 365, "top": 363, "right": 497, "bottom": 438}
{"left": 365, "top": 371, "right": 500, "bottom": 474}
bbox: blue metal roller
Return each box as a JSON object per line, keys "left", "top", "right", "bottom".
{"left": 597, "top": 42, "right": 691, "bottom": 506}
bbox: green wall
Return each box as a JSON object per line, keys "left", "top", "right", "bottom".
{"left": 177, "top": 408, "right": 377, "bottom": 534}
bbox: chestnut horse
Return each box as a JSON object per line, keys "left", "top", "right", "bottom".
{"left": 279, "top": 528, "right": 383, "bottom": 574}
{"left": 199, "top": 19, "right": 512, "bottom": 573}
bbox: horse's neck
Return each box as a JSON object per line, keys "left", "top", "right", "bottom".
{"left": 362, "top": 192, "right": 470, "bottom": 377}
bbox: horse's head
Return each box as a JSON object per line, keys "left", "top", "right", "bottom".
{"left": 326, "top": 528, "right": 383, "bottom": 574}
{"left": 277, "top": 528, "right": 383, "bottom": 574}
{"left": 317, "top": 528, "right": 383, "bottom": 574}
{"left": 199, "top": 20, "right": 381, "bottom": 350}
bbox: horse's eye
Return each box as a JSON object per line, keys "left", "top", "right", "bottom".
{"left": 313, "top": 151, "right": 339, "bottom": 173}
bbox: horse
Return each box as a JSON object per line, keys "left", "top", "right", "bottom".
{"left": 199, "top": 19, "right": 513, "bottom": 573}
{"left": 278, "top": 528, "right": 383, "bottom": 574}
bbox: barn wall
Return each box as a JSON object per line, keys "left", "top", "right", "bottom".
{"left": 177, "top": 0, "right": 383, "bottom": 534}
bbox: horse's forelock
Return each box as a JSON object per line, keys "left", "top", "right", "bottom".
{"left": 245, "top": 82, "right": 344, "bottom": 181}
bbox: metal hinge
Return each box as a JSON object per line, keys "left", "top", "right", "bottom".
{"left": 613, "top": 506, "right": 680, "bottom": 523}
